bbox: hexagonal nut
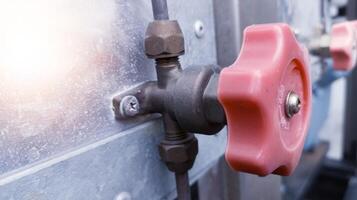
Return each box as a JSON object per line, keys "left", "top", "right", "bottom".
{"left": 158, "top": 136, "right": 198, "bottom": 164}
{"left": 145, "top": 20, "right": 185, "bottom": 58}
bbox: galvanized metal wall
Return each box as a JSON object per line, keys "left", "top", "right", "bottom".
{"left": 0, "top": 0, "right": 341, "bottom": 199}
{"left": 0, "top": 1, "right": 226, "bottom": 199}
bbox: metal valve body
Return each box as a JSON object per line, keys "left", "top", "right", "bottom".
{"left": 113, "top": 22, "right": 312, "bottom": 177}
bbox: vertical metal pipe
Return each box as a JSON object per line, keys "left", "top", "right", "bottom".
{"left": 320, "top": 0, "right": 327, "bottom": 33}
{"left": 321, "top": 0, "right": 331, "bottom": 34}
{"left": 175, "top": 173, "right": 191, "bottom": 200}
{"left": 149, "top": 1, "right": 192, "bottom": 199}
{"left": 151, "top": 0, "right": 169, "bottom": 20}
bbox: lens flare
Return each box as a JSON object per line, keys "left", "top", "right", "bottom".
{"left": 0, "top": 2, "right": 62, "bottom": 88}
{"left": 0, "top": 0, "right": 116, "bottom": 90}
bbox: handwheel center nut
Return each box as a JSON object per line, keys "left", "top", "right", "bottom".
{"left": 285, "top": 91, "right": 301, "bottom": 118}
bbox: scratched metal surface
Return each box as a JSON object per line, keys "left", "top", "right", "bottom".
{"left": 0, "top": 0, "right": 153, "bottom": 175}
{"left": 0, "top": 0, "right": 225, "bottom": 199}
{"left": 0, "top": 0, "right": 331, "bottom": 199}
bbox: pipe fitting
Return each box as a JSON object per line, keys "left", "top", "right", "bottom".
{"left": 145, "top": 20, "right": 185, "bottom": 59}
{"left": 158, "top": 134, "right": 198, "bottom": 174}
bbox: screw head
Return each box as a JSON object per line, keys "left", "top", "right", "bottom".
{"left": 285, "top": 91, "right": 301, "bottom": 118}
{"left": 194, "top": 20, "right": 205, "bottom": 38}
{"left": 120, "top": 95, "right": 140, "bottom": 117}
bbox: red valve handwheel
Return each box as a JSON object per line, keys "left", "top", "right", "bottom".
{"left": 330, "top": 21, "right": 357, "bottom": 71}
{"left": 218, "top": 23, "right": 311, "bottom": 176}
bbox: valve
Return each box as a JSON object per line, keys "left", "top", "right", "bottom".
{"left": 310, "top": 21, "right": 357, "bottom": 71}
{"left": 113, "top": 23, "right": 311, "bottom": 178}
{"left": 330, "top": 21, "right": 357, "bottom": 71}
{"left": 113, "top": 1, "right": 311, "bottom": 198}
{"left": 309, "top": 21, "right": 357, "bottom": 91}
{"left": 218, "top": 24, "right": 312, "bottom": 176}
